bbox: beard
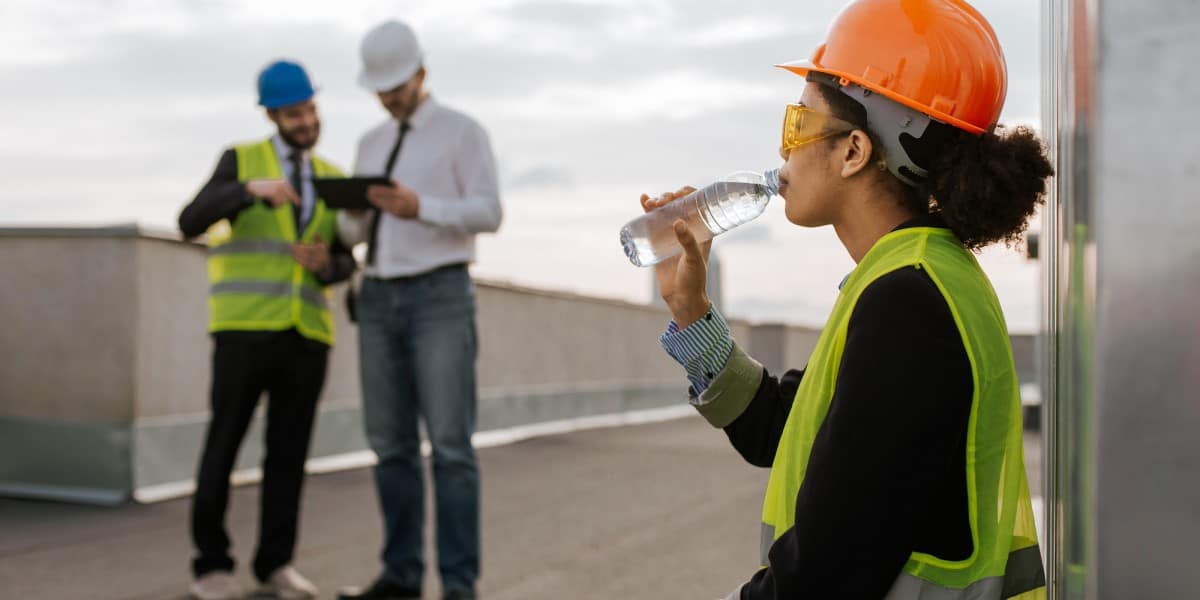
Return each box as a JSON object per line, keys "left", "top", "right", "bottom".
{"left": 280, "top": 120, "right": 320, "bottom": 150}
{"left": 386, "top": 87, "right": 422, "bottom": 122}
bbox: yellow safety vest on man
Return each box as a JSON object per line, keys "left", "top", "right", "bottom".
{"left": 205, "top": 138, "right": 344, "bottom": 346}
{"left": 760, "top": 227, "right": 1046, "bottom": 599}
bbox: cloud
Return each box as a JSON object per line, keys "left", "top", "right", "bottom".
{"left": 0, "top": 0, "right": 1045, "bottom": 327}
{"left": 500, "top": 1, "right": 631, "bottom": 31}
{"left": 506, "top": 165, "right": 576, "bottom": 190}
{"left": 489, "top": 69, "right": 775, "bottom": 122}
{"left": 677, "top": 16, "right": 812, "bottom": 48}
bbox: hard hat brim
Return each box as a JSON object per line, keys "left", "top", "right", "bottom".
{"left": 775, "top": 59, "right": 815, "bottom": 79}
{"left": 258, "top": 87, "right": 317, "bottom": 110}
{"left": 357, "top": 60, "right": 422, "bottom": 93}
{"left": 775, "top": 59, "right": 987, "bottom": 135}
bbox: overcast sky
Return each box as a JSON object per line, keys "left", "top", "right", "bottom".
{"left": 0, "top": 0, "right": 1045, "bottom": 330}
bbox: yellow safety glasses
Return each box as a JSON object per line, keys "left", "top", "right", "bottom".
{"left": 780, "top": 103, "right": 857, "bottom": 152}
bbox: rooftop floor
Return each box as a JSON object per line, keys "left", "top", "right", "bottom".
{"left": 0, "top": 416, "right": 1042, "bottom": 599}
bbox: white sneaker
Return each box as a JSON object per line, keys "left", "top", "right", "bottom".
{"left": 258, "top": 565, "right": 319, "bottom": 600}
{"left": 190, "top": 571, "right": 244, "bottom": 600}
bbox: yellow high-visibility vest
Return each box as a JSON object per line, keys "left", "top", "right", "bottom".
{"left": 205, "top": 138, "right": 344, "bottom": 345}
{"left": 760, "top": 227, "right": 1045, "bottom": 599}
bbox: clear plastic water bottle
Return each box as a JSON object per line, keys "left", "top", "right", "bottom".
{"left": 620, "top": 169, "right": 780, "bottom": 267}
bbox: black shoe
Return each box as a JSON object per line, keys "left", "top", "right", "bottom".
{"left": 336, "top": 575, "right": 421, "bottom": 600}
{"left": 443, "top": 590, "right": 476, "bottom": 600}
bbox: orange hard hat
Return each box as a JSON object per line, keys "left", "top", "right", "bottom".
{"left": 778, "top": 0, "right": 1007, "bottom": 135}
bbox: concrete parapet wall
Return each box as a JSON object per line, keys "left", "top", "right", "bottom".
{"left": 0, "top": 226, "right": 1034, "bottom": 503}
{"left": 1, "top": 233, "right": 139, "bottom": 423}
{"left": 0, "top": 227, "right": 768, "bottom": 503}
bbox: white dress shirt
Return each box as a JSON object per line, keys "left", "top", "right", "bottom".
{"left": 338, "top": 95, "right": 503, "bottom": 278}
{"left": 271, "top": 135, "right": 315, "bottom": 230}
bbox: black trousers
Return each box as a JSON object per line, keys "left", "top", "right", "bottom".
{"left": 190, "top": 330, "right": 328, "bottom": 581}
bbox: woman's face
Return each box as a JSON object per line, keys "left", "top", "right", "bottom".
{"left": 777, "top": 83, "right": 844, "bottom": 228}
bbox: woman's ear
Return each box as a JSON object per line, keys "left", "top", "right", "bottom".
{"left": 840, "top": 130, "right": 874, "bottom": 179}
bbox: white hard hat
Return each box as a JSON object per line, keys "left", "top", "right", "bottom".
{"left": 357, "top": 20, "right": 424, "bottom": 92}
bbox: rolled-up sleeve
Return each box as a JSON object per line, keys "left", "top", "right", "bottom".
{"left": 694, "top": 343, "right": 764, "bottom": 428}
{"left": 660, "top": 306, "right": 735, "bottom": 394}
{"left": 658, "top": 305, "right": 764, "bottom": 428}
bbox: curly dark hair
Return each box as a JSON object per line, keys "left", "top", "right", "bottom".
{"left": 813, "top": 82, "right": 1054, "bottom": 250}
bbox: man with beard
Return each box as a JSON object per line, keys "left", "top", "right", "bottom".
{"left": 336, "top": 20, "right": 501, "bottom": 600}
{"left": 178, "top": 59, "right": 354, "bottom": 600}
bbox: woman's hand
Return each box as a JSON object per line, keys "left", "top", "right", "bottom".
{"left": 641, "top": 187, "right": 712, "bottom": 328}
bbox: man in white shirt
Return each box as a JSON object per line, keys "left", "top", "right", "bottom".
{"left": 336, "top": 20, "right": 501, "bottom": 600}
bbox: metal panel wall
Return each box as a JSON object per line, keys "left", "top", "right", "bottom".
{"left": 1044, "top": 0, "right": 1200, "bottom": 597}
{"left": 1092, "top": 1, "right": 1200, "bottom": 597}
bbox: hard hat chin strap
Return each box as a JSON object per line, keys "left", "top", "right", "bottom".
{"left": 839, "top": 83, "right": 934, "bottom": 188}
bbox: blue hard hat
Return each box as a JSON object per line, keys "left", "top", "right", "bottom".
{"left": 256, "top": 60, "right": 316, "bottom": 109}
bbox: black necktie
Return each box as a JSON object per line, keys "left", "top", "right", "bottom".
{"left": 366, "top": 121, "right": 410, "bottom": 266}
{"left": 288, "top": 150, "right": 307, "bottom": 236}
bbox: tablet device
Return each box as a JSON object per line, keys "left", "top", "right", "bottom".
{"left": 312, "top": 176, "right": 392, "bottom": 210}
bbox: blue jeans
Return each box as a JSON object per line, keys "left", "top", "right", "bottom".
{"left": 358, "top": 266, "right": 479, "bottom": 593}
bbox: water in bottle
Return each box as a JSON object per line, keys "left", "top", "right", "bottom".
{"left": 620, "top": 169, "right": 780, "bottom": 267}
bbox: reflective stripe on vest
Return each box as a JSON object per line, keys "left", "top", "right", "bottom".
{"left": 206, "top": 138, "right": 344, "bottom": 345}
{"left": 207, "top": 239, "right": 294, "bottom": 256}
{"left": 210, "top": 280, "right": 328, "bottom": 310}
{"left": 758, "top": 227, "right": 1045, "bottom": 599}
{"left": 883, "top": 546, "right": 1046, "bottom": 599}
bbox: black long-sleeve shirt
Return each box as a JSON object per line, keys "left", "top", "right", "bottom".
{"left": 730, "top": 218, "right": 975, "bottom": 599}
{"left": 179, "top": 148, "right": 357, "bottom": 286}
